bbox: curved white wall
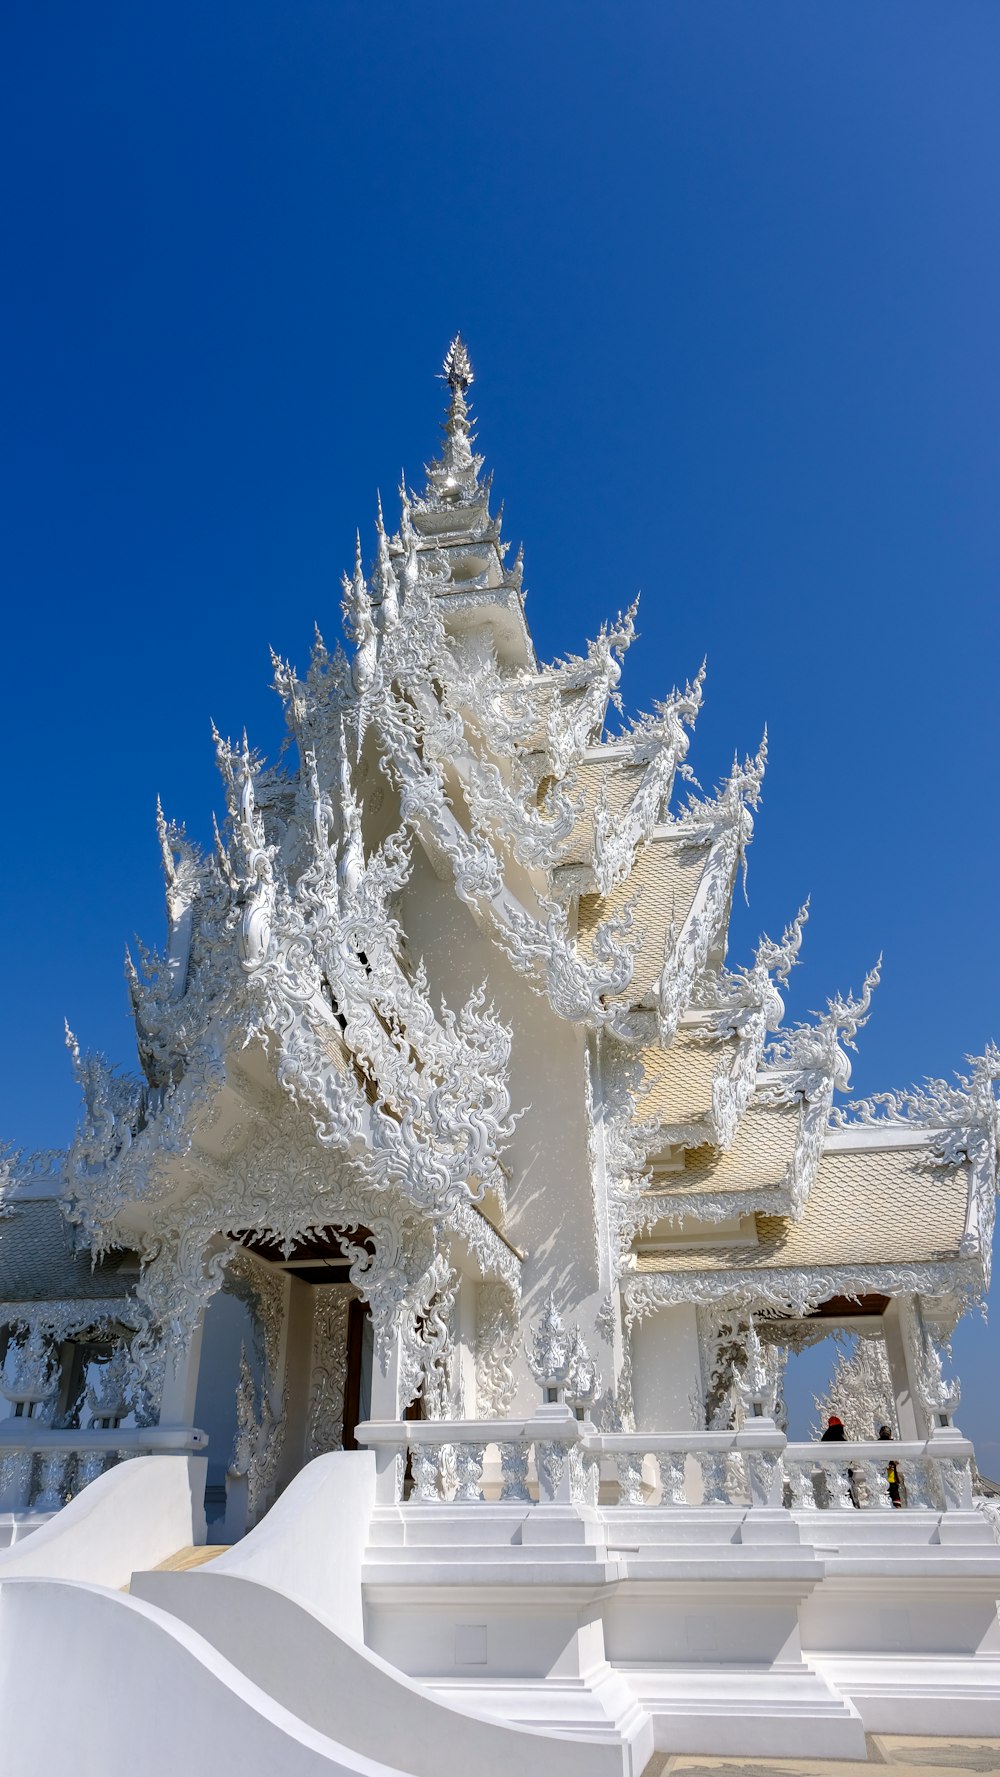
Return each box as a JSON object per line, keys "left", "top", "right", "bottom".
{"left": 0, "top": 1578, "right": 408, "bottom": 1777}
{"left": 0, "top": 1454, "right": 205, "bottom": 1588}
{"left": 134, "top": 1570, "right": 628, "bottom": 1777}
{"left": 206, "top": 1448, "right": 373, "bottom": 1637}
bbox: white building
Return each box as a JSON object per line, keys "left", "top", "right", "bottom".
{"left": 0, "top": 340, "right": 998, "bottom": 1771}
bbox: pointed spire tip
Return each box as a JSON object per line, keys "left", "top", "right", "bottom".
{"left": 442, "top": 334, "right": 474, "bottom": 393}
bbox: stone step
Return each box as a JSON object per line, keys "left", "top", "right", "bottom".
{"left": 148, "top": 1544, "right": 231, "bottom": 1573}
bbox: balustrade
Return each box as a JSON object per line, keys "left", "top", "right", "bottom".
{"left": 782, "top": 1438, "right": 974, "bottom": 1512}
{"left": 357, "top": 1416, "right": 976, "bottom": 1516}
{"left": 0, "top": 1425, "right": 208, "bottom": 1515}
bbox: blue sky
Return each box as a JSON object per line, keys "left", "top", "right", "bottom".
{"left": 2, "top": 4, "right": 998, "bottom": 1456}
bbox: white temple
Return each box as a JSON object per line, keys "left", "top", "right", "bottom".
{"left": 1, "top": 339, "right": 999, "bottom": 1771}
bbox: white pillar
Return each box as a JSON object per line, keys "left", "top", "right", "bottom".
{"left": 158, "top": 1315, "right": 206, "bottom": 1428}
{"left": 631, "top": 1305, "right": 702, "bottom": 1432}
{"left": 882, "top": 1296, "right": 926, "bottom": 1439}
{"left": 275, "top": 1276, "right": 314, "bottom": 1490}
{"left": 368, "top": 1322, "right": 408, "bottom": 1421}
{"left": 454, "top": 1270, "right": 477, "bottom": 1415}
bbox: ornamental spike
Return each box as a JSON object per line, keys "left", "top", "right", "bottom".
{"left": 155, "top": 796, "right": 175, "bottom": 886}
{"left": 441, "top": 333, "right": 474, "bottom": 393}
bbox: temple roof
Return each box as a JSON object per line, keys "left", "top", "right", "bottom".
{"left": 578, "top": 833, "right": 710, "bottom": 1002}
{"left": 631, "top": 1141, "right": 971, "bottom": 1277}
{"left": 626, "top": 1026, "right": 738, "bottom": 1133}
{"left": 643, "top": 1099, "right": 801, "bottom": 1208}
{"left": 0, "top": 1199, "right": 136, "bottom": 1305}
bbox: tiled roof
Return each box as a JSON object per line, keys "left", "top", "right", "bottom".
{"left": 633, "top": 1143, "right": 969, "bottom": 1274}
{"left": 562, "top": 756, "right": 647, "bottom": 864}
{"left": 0, "top": 1199, "right": 135, "bottom": 1305}
{"left": 658, "top": 1100, "right": 801, "bottom": 1198}
{"left": 635, "top": 1028, "right": 731, "bottom": 1129}
{"left": 578, "top": 833, "right": 708, "bottom": 1000}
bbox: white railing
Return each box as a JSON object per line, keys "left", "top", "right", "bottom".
{"left": 357, "top": 1411, "right": 589, "bottom": 1506}
{"left": 0, "top": 1425, "right": 208, "bottom": 1514}
{"left": 783, "top": 1438, "right": 974, "bottom": 1512}
{"left": 357, "top": 1414, "right": 975, "bottom": 1513}
{"left": 587, "top": 1427, "right": 786, "bottom": 1508}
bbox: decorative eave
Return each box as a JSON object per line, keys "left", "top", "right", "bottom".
{"left": 623, "top": 1254, "right": 982, "bottom": 1325}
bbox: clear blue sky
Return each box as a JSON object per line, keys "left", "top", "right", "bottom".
{"left": 2, "top": 4, "right": 998, "bottom": 1456}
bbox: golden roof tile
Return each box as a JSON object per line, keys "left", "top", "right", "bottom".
{"left": 578, "top": 832, "right": 707, "bottom": 1000}
{"left": 633, "top": 1143, "right": 969, "bottom": 1274}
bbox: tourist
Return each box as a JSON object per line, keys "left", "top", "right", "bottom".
{"left": 879, "top": 1425, "right": 903, "bottom": 1507}
{"left": 820, "top": 1414, "right": 857, "bottom": 1504}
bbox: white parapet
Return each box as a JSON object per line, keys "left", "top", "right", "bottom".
{"left": 0, "top": 1449, "right": 207, "bottom": 1589}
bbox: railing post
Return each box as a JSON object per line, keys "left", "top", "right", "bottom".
{"left": 937, "top": 1453, "right": 973, "bottom": 1511}
{"left": 819, "top": 1458, "right": 855, "bottom": 1509}
{"left": 33, "top": 1450, "right": 69, "bottom": 1514}
{"left": 744, "top": 1447, "right": 784, "bottom": 1509}
{"left": 76, "top": 1451, "right": 107, "bottom": 1491}
{"left": 410, "top": 1445, "right": 442, "bottom": 1501}
{"left": 785, "top": 1461, "right": 818, "bottom": 1510}
{"left": 499, "top": 1441, "right": 530, "bottom": 1502}
{"left": 656, "top": 1451, "right": 687, "bottom": 1506}
{"left": 855, "top": 1458, "right": 893, "bottom": 1510}
{"left": 0, "top": 1450, "right": 34, "bottom": 1513}
{"left": 699, "top": 1449, "right": 729, "bottom": 1506}
{"left": 615, "top": 1452, "right": 646, "bottom": 1505}
{"left": 536, "top": 1441, "right": 572, "bottom": 1503}
{"left": 453, "top": 1444, "right": 486, "bottom": 1503}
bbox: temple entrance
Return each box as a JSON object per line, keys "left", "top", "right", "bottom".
{"left": 192, "top": 1289, "right": 262, "bottom": 1527}
{"left": 343, "top": 1297, "right": 374, "bottom": 1451}
{"left": 769, "top": 1296, "right": 899, "bottom": 1443}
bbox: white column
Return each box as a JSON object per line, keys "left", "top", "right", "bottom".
{"left": 882, "top": 1296, "right": 925, "bottom": 1439}
{"left": 158, "top": 1315, "right": 206, "bottom": 1428}
{"left": 454, "top": 1270, "right": 477, "bottom": 1415}
{"left": 275, "top": 1276, "right": 314, "bottom": 1490}
{"left": 368, "top": 1322, "right": 408, "bottom": 1421}
{"left": 631, "top": 1304, "right": 702, "bottom": 1431}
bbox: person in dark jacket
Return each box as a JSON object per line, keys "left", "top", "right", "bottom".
{"left": 878, "top": 1424, "right": 903, "bottom": 1506}
{"left": 819, "top": 1414, "right": 858, "bottom": 1504}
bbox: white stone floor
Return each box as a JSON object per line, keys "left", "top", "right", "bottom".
{"left": 649, "top": 1739, "right": 1000, "bottom": 1777}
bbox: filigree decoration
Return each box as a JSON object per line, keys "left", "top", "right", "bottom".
{"left": 0, "top": 1326, "right": 60, "bottom": 1416}
{"left": 525, "top": 1294, "right": 571, "bottom": 1390}
{"left": 760, "top": 958, "right": 882, "bottom": 1108}
{"left": 524, "top": 1294, "right": 601, "bottom": 1408}
{"left": 305, "top": 1286, "right": 355, "bottom": 1459}
{"left": 85, "top": 1342, "right": 140, "bottom": 1428}
{"left": 731, "top": 1316, "right": 780, "bottom": 1421}
{"left": 590, "top": 666, "right": 704, "bottom": 897}
{"left": 625, "top": 1256, "right": 980, "bottom": 1326}
{"left": 475, "top": 1282, "right": 518, "bottom": 1417}
{"left": 230, "top": 1341, "right": 285, "bottom": 1522}
{"left": 813, "top": 1335, "right": 896, "bottom": 1441}
{"left": 650, "top": 740, "right": 768, "bottom": 1044}
{"left": 701, "top": 901, "right": 809, "bottom": 1148}
{"left": 418, "top": 1260, "right": 459, "bottom": 1419}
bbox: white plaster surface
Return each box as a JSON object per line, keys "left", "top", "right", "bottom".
{"left": 0, "top": 1453, "right": 205, "bottom": 1587}
{"left": 0, "top": 1578, "right": 412, "bottom": 1777}
{"left": 206, "top": 1448, "right": 375, "bottom": 1638}
{"left": 132, "top": 1569, "right": 631, "bottom": 1777}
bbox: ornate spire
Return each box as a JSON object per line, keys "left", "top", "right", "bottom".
{"left": 442, "top": 334, "right": 474, "bottom": 394}
{"left": 423, "top": 334, "right": 484, "bottom": 504}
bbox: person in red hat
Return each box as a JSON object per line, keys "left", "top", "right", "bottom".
{"left": 818, "top": 1413, "right": 858, "bottom": 1505}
